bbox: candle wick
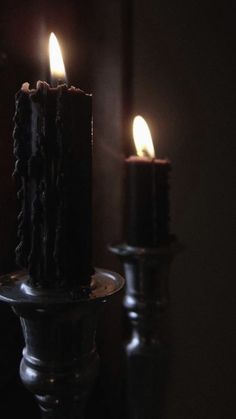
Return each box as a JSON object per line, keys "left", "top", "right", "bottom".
{"left": 50, "top": 77, "right": 67, "bottom": 88}
{"left": 142, "top": 148, "right": 150, "bottom": 158}
{"left": 57, "top": 79, "right": 65, "bottom": 87}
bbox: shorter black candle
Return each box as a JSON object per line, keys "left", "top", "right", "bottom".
{"left": 124, "top": 117, "right": 171, "bottom": 247}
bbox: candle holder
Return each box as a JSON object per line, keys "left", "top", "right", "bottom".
{"left": 109, "top": 239, "right": 181, "bottom": 419}
{"left": 0, "top": 269, "right": 124, "bottom": 419}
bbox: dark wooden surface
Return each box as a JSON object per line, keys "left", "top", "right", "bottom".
{"left": 0, "top": 1, "right": 236, "bottom": 418}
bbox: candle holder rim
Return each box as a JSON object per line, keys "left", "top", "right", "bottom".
{"left": 0, "top": 268, "right": 124, "bottom": 305}
{"left": 108, "top": 239, "right": 184, "bottom": 258}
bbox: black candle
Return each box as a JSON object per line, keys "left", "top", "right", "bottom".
{"left": 124, "top": 116, "right": 171, "bottom": 247}
{"left": 13, "top": 34, "right": 93, "bottom": 290}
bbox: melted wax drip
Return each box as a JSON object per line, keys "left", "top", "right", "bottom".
{"left": 13, "top": 85, "right": 68, "bottom": 288}
{"left": 54, "top": 85, "right": 68, "bottom": 286}
{"left": 28, "top": 87, "right": 46, "bottom": 285}
{"left": 13, "top": 91, "right": 31, "bottom": 268}
{"left": 13, "top": 83, "right": 92, "bottom": 290}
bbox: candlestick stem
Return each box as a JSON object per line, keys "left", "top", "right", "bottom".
{"left": 0, "top": 269, "right": 124, "bottom": 419}
{"left": 110, "top": 241, "right": 181, "bottom": 419}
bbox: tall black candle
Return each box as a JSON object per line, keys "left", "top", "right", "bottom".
{"left": 124, "top": 116, "right": 171, "bottom": 247}
{"left": 13, "top": 34, "right": 93, "bottom": 290}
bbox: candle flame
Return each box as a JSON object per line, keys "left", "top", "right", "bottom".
{"left": 49, "top": 32, "right": 66, "bottom": 82}
{"left": 133, "top": 116, "right": 155, "bottom": 158}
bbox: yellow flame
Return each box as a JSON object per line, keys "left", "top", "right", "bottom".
{"left": 133, "top": 116, "right": 155, "bottom": 158}
{"left": 49, "top": 32, "right": 66, "bottom": 81}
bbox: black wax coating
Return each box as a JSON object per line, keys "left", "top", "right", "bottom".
{"left": 13, "top": 83, "right": 93, "bottom": 290}
{"left": 124, "top": 158, "right": 171, "bottom": 247}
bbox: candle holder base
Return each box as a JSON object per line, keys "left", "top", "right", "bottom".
{"left": 0, "top": 269, "right": 124, "bottom": 419}
{"left": 109, "top": 240, "right": 182, "bottom": 419}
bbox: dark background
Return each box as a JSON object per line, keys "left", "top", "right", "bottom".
{"left": 0, "top": 1, "right": 235, "bottom": 418}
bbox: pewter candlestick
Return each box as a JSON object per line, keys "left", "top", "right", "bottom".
{"left": 110, "top": 240, "right": 181, "bottom": 419}
{"left": 0, "top": 269, "right": 124, "bottom": 419}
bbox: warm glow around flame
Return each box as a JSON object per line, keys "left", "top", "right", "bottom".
{"left": 49, "top": 32, "right": 66, "bottom": 81}
{"left": 133, "top": 116, "right": 155, "bottom": 158}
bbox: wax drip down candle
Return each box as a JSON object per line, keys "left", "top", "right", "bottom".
{"left": 12, "top": 33, "right": 93, "bottom": 290}
{"left": 124, "top": 116, "right": 171, "bottom": 247}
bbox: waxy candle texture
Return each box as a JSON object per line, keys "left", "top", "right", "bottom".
{"left": 125, "top": 157, "right": 171, "bottom": 247}
{"left": 13, "top": 81, "right": 92, "bottom": 289}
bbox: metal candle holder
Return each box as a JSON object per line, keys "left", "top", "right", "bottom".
{"left": 110, "top": 240, "right": 181, "bottom": 419}
{"left": 0, "top": 269, "right": 124, "bottom": 419}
